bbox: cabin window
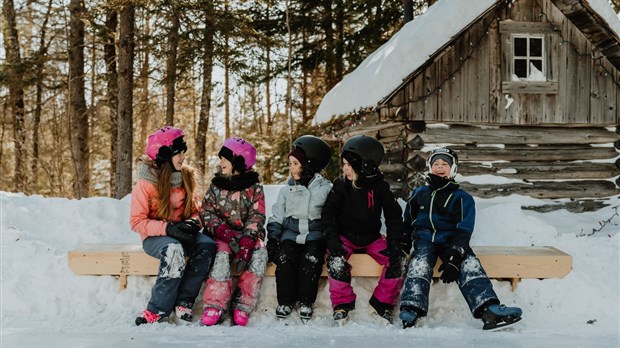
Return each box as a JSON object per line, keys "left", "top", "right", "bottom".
{"left": 512, "top": 35, "right": 545, "bottom": 81}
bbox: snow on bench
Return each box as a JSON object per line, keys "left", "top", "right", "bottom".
{"left": 67, "top": 244, "right": 571, "bottom": 291}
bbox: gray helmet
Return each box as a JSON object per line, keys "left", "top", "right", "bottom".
{"left": 427, "top": 147, "right": 459, "bottom": 178}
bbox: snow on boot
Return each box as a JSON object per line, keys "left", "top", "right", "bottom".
{"left": 276, "top": 304, "right": 293, "bottom": 320}
{"left": 333, "top": 309, "right": 349, "bottom": 326}
{"left": 399, "top": 307, "right": 419, "bottom": 329}
{"left": 135, "top": 309, "right": 162, "bottom": 326}
{"left": 201, "top": 307, "right": 223, "bottom": 326}
{"left": 481, "top": 304, "right": 522, "bottom": 331}
{"left": 369, "top": 296, "right": 393, "bottom": 325}
{"left": 298, "top": 303, "right": 313, "bottom": 324}
{"left": 233, "top": 309, "right": 249, "bottom": 326}
{"left": 175, "top": 306, "right": 193, "bottom": 324}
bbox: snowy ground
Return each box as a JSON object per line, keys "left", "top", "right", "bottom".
{"left": 1, "top": 188, "right": 619, "bottom": 347}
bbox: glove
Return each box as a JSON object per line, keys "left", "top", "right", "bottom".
{"left": 438, "top": 249, "right": 463, "bottom": 284}
{"left": 234, "top": 235, "right": 256, "bottom": 273}
{"left": 266, "top": 239, "right": 280, "bottom": 264}
{"left": 381, "top": 240, "right": 406, "bottom": 279}
{"left": 400, "top": 232, "right": 413, "bottom": 255}
{"left": 166, "top": 222, "right": 196, "bottom": 249}
{"left": 177, "top": 218, "right": 202, "bottom": 234}
{"left": 327, "top": 236, "right": 346, "bottom": 257}
{"left": 214, "top": 224, "right": 238, "bottom": 243}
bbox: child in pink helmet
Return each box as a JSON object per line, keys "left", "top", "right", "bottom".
{"left": 130, "top": 126, "right": 216, "bottom": 325}
{"left": 200, "top": 137, "right": 267, "bottom": 327}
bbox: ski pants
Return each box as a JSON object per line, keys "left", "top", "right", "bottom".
{"left": 327, "top": 236, "right": 403, "bottom": 309}
{"left": 275, "top": 239, "right": 326, "bottom": 306}
{"left": 399, "top": 238, "right": 500, "bottom": 318}
{"left": 142, "top": 233, "right": 216, "bottom": 317}
{"left": 202, "top": 238, "right": 268, "bottom": 314}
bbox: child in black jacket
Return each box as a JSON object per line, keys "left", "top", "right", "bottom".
{"left": 321, "top": 135, "right": 407, "bottom": 325}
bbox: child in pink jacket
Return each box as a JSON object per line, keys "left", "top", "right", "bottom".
{"left": 130, "top": 126, "right": 216, "bottom": 325}
{"left": 200, "top": 137, "right": 267, "bottom": 327}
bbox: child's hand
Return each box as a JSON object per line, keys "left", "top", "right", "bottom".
{"left": 266, "top": 240, "right": 280, "bottom": 264}
{"left": 438, "top": 249, "right": 463, "bottom": 283}
{"left": 327, "top": 237, "right": 346, "bottom": 257}
{"left": 215, "top": 224, "right": 238, "bottom": 243}
{"left": 234, "top": 235, "right": 256, "bottom": 272}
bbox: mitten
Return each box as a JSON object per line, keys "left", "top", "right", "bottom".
{"left": 381, "top": 240, "right": 406, "bottom": 279}
{"left": 234, "top": 235, "right": 256, "bottom": 273}
{"left": 438, "top": 249, "right": 463, "bottom": 284}
{"left": 327, "top": 236, "right": 346, "bottom": 257}
{"left": 214, "top": 224, "right": 238, "bottom": 243}
{"left": 266, "top": 239, "right": 280, "bottom": 264}
{"left": 166, "top": 222, "right": 195, "bottom": 248}
{"left": 177, "top": 218, "right": 202, "bottom": 234}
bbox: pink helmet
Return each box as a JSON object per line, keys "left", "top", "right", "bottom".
{"left": 218, "top": 137, "right": 256, "bottom": 172}
{"left": 145, "top": 126, "right": 187, "bottom": 165}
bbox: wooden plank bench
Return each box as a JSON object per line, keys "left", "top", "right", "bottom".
{"left": 68, "top": 244, "right": 572, "bottom": 291}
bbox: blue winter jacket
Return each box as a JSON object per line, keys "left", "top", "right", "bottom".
{"left": 403, "top": 178, "right": 475, "bottom": 251}
{"left": 266, "top": 173, "right": 332, "bottom": 244}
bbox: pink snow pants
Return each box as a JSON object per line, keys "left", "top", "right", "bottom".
{"left": 202, "top": 238, "right": 267, "bottom": 314}
{"left": 327, "top": 236, "right": 403, "bottom": 308}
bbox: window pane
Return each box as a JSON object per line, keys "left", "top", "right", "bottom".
{"left": 531, "top": 59, "right": 542, "bottom": 71}
{"left": 514, "top": 37, "right": 527, "bottom": 56}
{"left": 530, "top": 38, "right": 542, "bottom": 57}
{"left": 515, "top": 59, "right": 527, "bottom": 78}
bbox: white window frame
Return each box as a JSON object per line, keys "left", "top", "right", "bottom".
{"left": 511, "top": 34, "right": 546, "bottom": 81}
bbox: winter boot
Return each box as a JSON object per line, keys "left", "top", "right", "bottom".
{"left": 369, "top": 296, "right": 394, "bottom": 325}
{"left": 135, "top": 309, "right": 163, "bottom": 326}
{"left": 399, "top": 306, "right": 419, "bottom": 329}
{"left": 233, "top": 309, "right": 249, "bottom": 326}
{"left": 175, "top": 305, "right": 193, "bottom": 324}
{"left": 201, "top": 307, "right": 223, "bottom": 326}
{"left": 298, "top": 303, "right": 313, "bottom": 324}
{"left": 333, "top": 302, "right": 354, "bottom": 326}
{"left": 276, "top": 304, "right": 293, "bottom": 320}
{"left": 481, "top": 304, "right": 522, "bottom": 331}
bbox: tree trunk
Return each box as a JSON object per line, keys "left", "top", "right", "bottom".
{"left": 69, "top": 0, "right": 90, "bottom": 198}
{"left": 165, "top": 10, "right": 180, "bottom": 125}
{"left": 286, "top": 0, "right": 293, "bottom": 142}
{"left": 138, "top": 2, "right": 151, "bottom": 158}
{"left": 105, "top": 8, "right": 118, "bottom": 195}
{"left": 30, "top": 0, "right": 53, "bottom": 192}
{"left": 322, "top": 0, "right": 336, "bottom": 89}
{"left": 115, "top": 4, "right": 135, "bottom": 199}
{"left": 334, "top": 0, "right": 344, "bottom": 81}
{"left": 3, "top": 0, "right": 27, "bottom": 192}
{"left": 197, "top": 5, "right": 214, "bottom": 178}
{"left": 403, "top": 0, "right": 413, "bottom": 24}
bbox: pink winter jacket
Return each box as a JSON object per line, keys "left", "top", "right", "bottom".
{"left": 129, "top": 166, "right": 201, "bottom": 241}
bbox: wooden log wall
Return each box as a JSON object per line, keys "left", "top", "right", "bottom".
{"left": 371, "top": 122, "right": 620, "bottom": 200}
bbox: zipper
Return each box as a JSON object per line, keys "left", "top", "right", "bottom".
{"left": 429, "top": 181, "right": 452, "bottom": 242}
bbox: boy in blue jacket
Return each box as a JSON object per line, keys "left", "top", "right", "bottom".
{"left": 399, "top": 147, "right": 522, "bottom": 331}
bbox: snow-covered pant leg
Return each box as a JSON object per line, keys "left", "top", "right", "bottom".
{"left": 232, "top": 240, "right": 268, "bottom": 313}
{"left": 275, "top": 240, "right": 301, "bottom": 305}
{"left": 457, "top": 250, "right": 499, "bottom": 318}
{"left": 297, "top": 240, "right": 326, "bottom": 305}
{"left": 142, "top": 236, "right": 187, "bottom": 317}
{"left": 174, "top": 233, "right": 216, "bottom": 308}
{"left": 202, "top": 239, "right": 233, "bottom": 311}
{"left": 399, "top": 239, "right": 437, "bottom": 317}
{"left": 366, "top": 238, "right": 403, "bottom": 306}
{"left": 327, "top": 236, "right": 356, "bottom": 309}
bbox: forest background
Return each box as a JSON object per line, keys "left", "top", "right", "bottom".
{"left": 2, "top": 0, "right": 620, "bottom": 200}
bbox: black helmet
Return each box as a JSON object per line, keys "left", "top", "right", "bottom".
{"left": 342, "top": 135, "right": 384, "bottom": 176}
{"left": 427, "top": 147, "right": 459, "bottom": 178}
{"left": 291, "top": 135, "right": 332, "bottom": 172}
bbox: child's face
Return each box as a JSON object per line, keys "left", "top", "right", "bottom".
{"left": 219, "top": 156, "right": 233, "bottom": 175}
{"left": 342, "top": 158, "right": 356, "bottom": 181}
{"left": 431, "top": 158, "right": 451, "bottom": 177}
{"left": 289, "top": 156, "right": 302, "bottom": 180}
{"left": 171, "top": 152, "right": 185, "bottom": 171}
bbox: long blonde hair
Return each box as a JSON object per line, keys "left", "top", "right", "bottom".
{"left": 154, "top": 161, "right": 198, "bottom": 221}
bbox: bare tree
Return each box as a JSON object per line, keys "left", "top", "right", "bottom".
{"left": 165, "top": 7, "right": 180, "bottom": 125}
{"left": 3, "top": 0, "right": 27, "bottom": 192}
{"left": 138, "top": 1, "right": 151, "bottom": 153}
{"left": 196, "top": 1, "right": 215, "bottom": 178}
{"left": 104, "top": 8, "right": 118, "bottom": 194}
{"left": 115, "top": 3, "right": 135, "bottom": 199}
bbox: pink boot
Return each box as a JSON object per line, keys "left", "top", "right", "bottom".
{"left": 233, "top": 309, "right": 249, "bottom": 326}
{"left": 201, "top": 307, "right": 222, "bottom": 326}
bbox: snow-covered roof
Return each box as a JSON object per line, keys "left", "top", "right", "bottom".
{"left": 314, "top": 0, "right": 620, "bottom": 124}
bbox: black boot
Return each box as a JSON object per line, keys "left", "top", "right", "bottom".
{"left": 369, "top": 296, "right": 394, "bottom": 324}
